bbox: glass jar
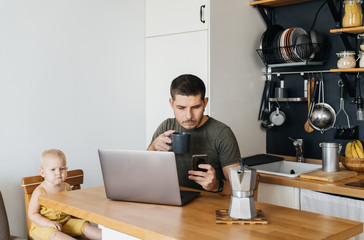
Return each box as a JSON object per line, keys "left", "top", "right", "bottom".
{"left": 342, "top": 0, "right": 363, "bottom": 27}
{"left": 359, "top": 51, "right": 364, "bottom": 67}
{"left": 336, "top": 51, "right": 356, "bottom": 69}
{"left": 359, "top": 34, "right": 364, "bottom": 51}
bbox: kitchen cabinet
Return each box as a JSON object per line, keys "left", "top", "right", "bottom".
{"left": 257, "top": 182, "right": 300, "bottom": 209}
{"left": 146, "top": 31, "right": 208, "bottom": 145}
{"left": 146, "top": 0, "right": 209, "bottom": 146}
{"left": 146, "top": 0, "right": 266, "bottom": 154}
{"left": 301, "top": 189, "right": 364, "bottom": 240}
{"left": 258, "top": 171, "right": 364, "bottom": 239}
{"left": 146, "top": 0, "right": 208, "bottom": 37}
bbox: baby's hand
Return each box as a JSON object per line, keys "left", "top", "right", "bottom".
{"left": 47, "top": 221, "right": 62, "bottom": 231}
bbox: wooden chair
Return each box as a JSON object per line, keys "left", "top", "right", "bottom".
{"left": 21, "top": 169, "right": 84, "bottom": 240}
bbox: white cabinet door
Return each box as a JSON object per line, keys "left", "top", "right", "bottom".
{"left": 145, "top": 30, "right": 208, "bottom": 146}
{"left": 257, "top": 183, "right": 300, "bottom": 210}
{"left": 100, "top": 226, "right": 140, "bottom": 240}
{"left": 146, "top": 0, "right": 208, "bottom": 37}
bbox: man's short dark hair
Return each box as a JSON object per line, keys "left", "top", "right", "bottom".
{"left": 170, "top": 74, "right": 206, "bottom": 100}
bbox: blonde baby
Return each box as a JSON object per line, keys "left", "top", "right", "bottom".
{"left": 27, "top": 149, "right": 102, "bottom": 240}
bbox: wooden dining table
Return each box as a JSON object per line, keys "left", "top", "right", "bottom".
{"left": 38, "top": 186, "right": 363, "bottom": 240}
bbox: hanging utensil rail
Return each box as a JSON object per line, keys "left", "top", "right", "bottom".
{"left": 263, "top": 69, "right": 331, "bottom": 76}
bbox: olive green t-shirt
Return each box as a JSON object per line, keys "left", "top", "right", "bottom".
{"left": 150, "top": 116, "right": 241, "bottom": 190}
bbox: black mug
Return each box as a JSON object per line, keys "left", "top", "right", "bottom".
{"left": 171, "top": 132, "right": 190, "bottom": 154}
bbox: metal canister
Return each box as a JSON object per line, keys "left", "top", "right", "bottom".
{"left": 319, "top": 142, "right": 342, "bottom": 172}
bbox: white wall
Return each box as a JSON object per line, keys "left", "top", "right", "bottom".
{"left": 0, "top": 0, "right": 145, "bottom": 237}
{"left": 0, "top": 0, "right": 266, "bottom": 238}
{"left": 210, "top": 0, "right": 266, "bottom": 157}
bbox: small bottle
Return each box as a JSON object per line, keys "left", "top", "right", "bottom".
{"left": 336, "top": 51, "right": 356, "bottom": 69}
{"left": 342, "top": 0, "right": 363, "bottom": 28}
{"left": 359, "top": 34, "right": 364, "bottom": 50}
{"left": 359, "top": 51, "right": 364, "bottom": 67}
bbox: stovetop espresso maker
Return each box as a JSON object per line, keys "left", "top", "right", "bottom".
{"left": 228, "top": 159, "right": 257, "bottom": 219}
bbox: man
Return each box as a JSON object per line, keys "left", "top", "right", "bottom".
{"left": 147, "top": 74, "right": 240, "bottom": 195}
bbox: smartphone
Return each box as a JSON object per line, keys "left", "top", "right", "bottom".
{"left": 192, "top": 154, "right": 209, "bottom": 172}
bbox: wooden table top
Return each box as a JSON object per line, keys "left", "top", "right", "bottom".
{"left": 38, "top": 186, "right": 362, "bottom": 240}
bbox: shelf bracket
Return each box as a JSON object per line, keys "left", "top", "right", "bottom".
{"left": 339, "top": 35, "right": 354, "bottom": 50}
{"left": 339, "top": 72, "right": 356, "bottom": 103}
{"left": 256, "top": 6, "right": 273, "bottom": 27}
{"left": 327, "top": 0, "right": 340, "bottom": 25}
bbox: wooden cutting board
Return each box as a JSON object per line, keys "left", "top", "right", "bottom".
{"left": 300, "top": 169, "right": 358, "bottom": 182}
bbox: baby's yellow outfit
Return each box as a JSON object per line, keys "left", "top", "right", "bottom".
{"left": 29, "top": 186, "right": 88, "bottom": 240}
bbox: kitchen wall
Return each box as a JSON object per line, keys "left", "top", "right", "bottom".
{"left": 264, "top": 0, "right": 364, "bottom": 159}
{"left": 1, "top": 1, "right": 267, "bottom": 237}
{"left": 209, "top": 0, "right": 267, "bottom": 158}
{"left": 0, "top": 0, "right": 145, "bottom": 237}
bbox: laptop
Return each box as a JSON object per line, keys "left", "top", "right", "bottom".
{"left": 98, "top": 149, "right": 200, "bottom": 206}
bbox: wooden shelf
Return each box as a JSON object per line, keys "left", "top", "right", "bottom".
{"left": 330, "top": 26, "right": 364, "bottom": 34}
{"left": 330, "top": 68, "right": 364, "bottom": 72}
{"left": 249, "top": 0, "right": 314, "bottom": 7}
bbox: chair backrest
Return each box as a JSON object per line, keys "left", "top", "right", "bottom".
{"left": 21, "top": 169, "right": 84, "bottom": 239}
{"left": 0, "top": 190, "right": 11, "bottom": 240}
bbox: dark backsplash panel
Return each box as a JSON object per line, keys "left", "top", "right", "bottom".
{"left": 264, "top": 0, "right": 364, "bottom": 159}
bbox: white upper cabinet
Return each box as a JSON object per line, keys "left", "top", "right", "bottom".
{"left": 145, "top": 30, "right": 208, "bottom": 146}
{"left": 146, "top": 0, "right": 208, "bottom": 37}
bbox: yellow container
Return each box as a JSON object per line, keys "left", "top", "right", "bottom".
{"left": 342, "top": 0, "right": 363, "bottom": 27}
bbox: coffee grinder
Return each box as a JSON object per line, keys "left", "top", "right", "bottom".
{"left": 228, "top": 159, "right": 257, "bottom": 219}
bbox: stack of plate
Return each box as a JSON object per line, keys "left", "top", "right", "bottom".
{"left": 259, "top": 25, "right": 319, "bottom": 64}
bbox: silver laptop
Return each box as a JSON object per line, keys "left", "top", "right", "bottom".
{"left": 98, "top": 149, "right": 200, "bottom": 206}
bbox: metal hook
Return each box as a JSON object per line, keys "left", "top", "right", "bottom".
{"left": 276, "top": 72, "right": 287, "bottom": 82}
{"left": 318, "top": 79, "right": 324, "bottom": 103}
{"left": 357, "top": 72, "right": 360, "bottom": 79}
{"left": 285, "top": 99, "right": 289, "bottom": 109}
{"left": 338, "top": 79, "right": 344, "bottom": 87}
{"left": 275, "top": 99, "right": 281, "bottom": 109}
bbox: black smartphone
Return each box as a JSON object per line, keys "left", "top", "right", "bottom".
{"left": 192, "top": 154, "right": 209, "bottom": 172}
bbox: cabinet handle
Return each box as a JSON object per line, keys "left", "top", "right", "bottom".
{"left": 200, "top": 5, "right": 206, "bottom": 23}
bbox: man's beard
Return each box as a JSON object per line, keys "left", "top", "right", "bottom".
{"left": 182, "top": 116, "right": 203, "bottom": 129}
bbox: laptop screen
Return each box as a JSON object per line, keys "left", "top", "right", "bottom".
{"left": 98, "top": 149, "right": 198, "bottom": 205}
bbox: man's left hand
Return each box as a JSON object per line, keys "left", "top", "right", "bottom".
{"left": 188, "top": 164, "right": 220, "bottom": 192}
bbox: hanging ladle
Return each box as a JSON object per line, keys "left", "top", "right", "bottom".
{"left": 309, "top": 76, "right": 336, "bottom": 134}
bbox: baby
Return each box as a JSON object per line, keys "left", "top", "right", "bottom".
{"left": 28, "top": 149, "right": 102, "bottom": 240}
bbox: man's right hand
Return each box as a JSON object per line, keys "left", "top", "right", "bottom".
{"left": 147, "top": 130, "right": 175, "bottom": 151}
